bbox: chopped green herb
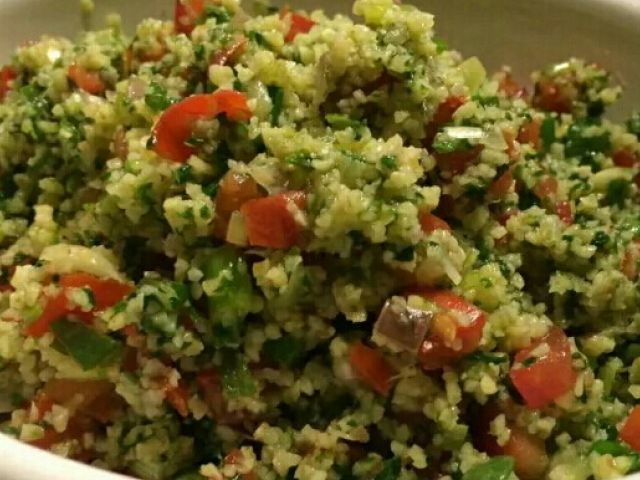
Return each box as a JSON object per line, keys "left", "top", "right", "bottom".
{"left": 202, "top": 5, "right": 232, "bottom": 23}
{"left": 472, "top": 94, "right": 499, "bottom": 107}
{"left": 263, "top": 335, "right": 305, "bottom": 367}
{"left": 325, "top": 113, "right": 364, "bottom": 131}
{"left": 564, "top": 122, "right": 611, "bottom": 160}
{"left": 145, "top": 82, "right": 174, "bottom": 112}
{"left": 591, "top": 231, "right": 610, "bottom": 249}
{"left": 432, "top": 136, "right": 472, "bottom": 154}
{"left": 286, "top": 150, "right": 314, "bottom": 169}
{"left": 434, "top": 38, "right": 448, "bottom": 53}
{"left": 627, "top": 112, "right": 640, "bottom": 138}
{"left": 221, "top": 351, "right": 257, "bottom": 398}
{"left": 248, "top": 30, "right": 269, "bottom": 48}
{"left": 393, "top": 245, "right": 415, "bottom": 262}
{"left": 461, "top": 457, "right": 514, "bottom": 480}
{"left": 51, "top": 319, "right": 122, "bottom": 370}
{"left": 464, "top": 351, "right": 508, "bottom": 364}
{"left": 174, "top": 164, "right": 193, "bottom": 184}
{"left": 374, "top": 457, "right": 401, "bottom": 480}
{"left": 522, "top": 357, "right": 537, "bottom": 367}
{"left": 606, "top": 178, "right": 631, "bottom": 207}
{"left": 268, "top": 85, "right": 284, "bottom": 125}
{"left": 380, "top": 154, "right": 397, "bottom": 170}
{"left": 540, "top": 116, "right": 556, "bottom": 150}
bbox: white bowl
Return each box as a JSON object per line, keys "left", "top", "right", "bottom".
{"left": 1, "top": 0, "right": 640, "bottom": 479}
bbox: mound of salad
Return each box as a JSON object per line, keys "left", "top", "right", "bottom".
{"left": 1, "top": 1, "right": 640, "bottom": 479}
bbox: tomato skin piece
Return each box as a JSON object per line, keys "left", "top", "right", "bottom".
{"left": 153, "top": 90, "right": 251, "bottom": 163}
{"left": 533, "top": 176, "right": 559, "bottom": 201}
{"left": 499, "top": 73, "right": 527, "bottom": 99}
{"left": 348, "top": 342, "right": 396, "bottom": 396}
{"left": 474, "top": 406, "right": 549, "bottom": 480}
{"left": 532, "top": 78, "right": 576, "bottom": 113}
{"left": 164, "top": 381, "right": 190, "bottom": 417}
{"left": 613, "top": 149, "right": 639, "bottom": 168}
{"left": 488, "top": 170, "right": 514, "bottom": 200}
{"left": 419, "top": 212, "right": 451, "bottom": 234}
{"left": 240, "top": 192, "right": 305, "bottom": 249}
{"left": 174, "top": 0, "right": 205, "bottom": 35}
{"left": 59, "top": 273, "right": 134, "bottom": 311}
{"left": 282, "top": 12, "right": 316, "bottom": 42}
{"left": 509, "top": 327, "right": 577, "bottom": 409}
{"left": 24, "top": 274, "right": 133, "bottom": 338}
{"left": 68, "top": 64, "right": 106, "bottom": 95}
{"left": 211, "top": 37, "right": 247, "bottom": 66}
{"left": 517, "top": 119, "right": 541, "bottom": 150}
{"left": 620, "top": 406, "right": 640, "bottom": 452}
{"left": 415, "top": 289, "right": 487, "bottom": 370}
{"left": 423, "top": 95, "right": 467, "bottom": 148}
{"left": 555, "top": 200, "right": 573, "bottom": 225}
{"left": 0, "top": 65, "right": 17, "bottom": 101}
{"left": 434, "top": 145, "right": 484, "bottom": 175}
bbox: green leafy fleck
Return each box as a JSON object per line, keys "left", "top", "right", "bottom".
{"left": 51, "top": 319, "right": 122, "bottom": 370}
{"left": 374, "top": 457, "right": 401, "bottom": 480}
{"left": 268, "top": 85, "right": 284, "bottom": 125}
{"left": 627, "top": 112, "right": 640, "bottom": 138}
{"left": 221, "top": 351, "right": 257, "bottom": 398}
{"left": 174, "top": 164, "right": 193, "bottom": 184}
{"left": 203, "top": 246, "right": 260, "bottom": 346}
{"left": 202, "top": 5, "right": 232, "bottom": 23}
{"left": 263, "top": 335, "right": 305, "bottom": 367}
{"left": 465, "top": 351, "right": 508, "bottom": 364}
{"left": 145, "top": 82, "right": 174, "bottom": 112}
{"left": 461, "top": 457, "right": 514, "bottom": 480}
{"left": 380, "top": 154, "right": 397, "bottom": 170}
{"left": 325, "top": 113, "right": 365, "bottom": 131}
{"left": 434, "top": 38, "right": 448, "bottom": 53}
{"left": 248, "top": 31, "right": 270, "bottom": 48}
{"left": 591, "top": 231, "right": 610, "bottom": 249}
{"left": 540, "top": 116, "right": 556, "bottom": 150}
{"left": 432, "top": 136, "right": 472, "bottom": 154}
{"left": 606, "top": 178, "right": 631, "bottom": 207}
{"left": 286, "top": 150, "right": 314, "bottom": 169}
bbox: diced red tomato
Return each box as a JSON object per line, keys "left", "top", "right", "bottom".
{"left": 0, "top": 66, "right": 17, "bottom": 101}
{"left": 621, "top": 240, "right": 640, "bottom": 281}
{"left": 196, "top": 368, "right": 225, "bottom": 414}
{"left": 433, "top": 95, "right": 467, "bottom": 125}
{"left": 532, "top": 78, "right": 576, "bottom": 114}
{"left": 24, "top": 274, "right": 133, "bottom": 338}
{"left": 499, "top": 73, "right": 527, "bottom": 99}
{"left": 423, "top": 96, "right": 467, "bottom": 148}
{"left": 174, "top": 0, "right": 208, "bottom": 35}
{"left": 211, "top": 37, "right": 247, "bottom": 66}
{"left": 240, "top": 192, "right": 306, "bottom": 249}
{"left": 59, "top": 273, "right": 134, "bottom": 311}
{"left": 474, "top": 406, "right": 549, "bottom": 480}
{"left": 434, "top": 145, "right": 484, "bottom": 175}
{"left": 488, "top": 170, "right": 514, "bottom": 200}
{"left": 518, "top": 119, "right": 541, "bottom": 151}
{"left": 164, "top": 381, "right": 190, "bottom": 417}
{"left": 348, "top": 342, "right": 396, "bottom": 396}
{"left": 68, "top": 64, "right": 106, "bottom": 95}
{"left": 613, "top": 149, "right": 639, "bottom": 168}
{"left": 555, "top": 200, "right": 573, "bottom": 225}
{"left": 282, "top": 11, "right": 316, "bottom": 42}
{"left": 415, "top": 289, "right": 487, "bottom": 370}
{"left": 533, "top": 176, "right": 559, "bottom": 201}
{"left": 419, "top": 212, "right": 451, "bottom": 234}
{"left": 153, "top": 90, "right": 251, "bottom": 163}
{"left": 509, "top": 327, "right": 577, "bottom": 409}
{"left": 620, "top": 406, "right": 640, "bottom": 452}
{"left": 36, "top": 379, "right": 120, "bottom": 424}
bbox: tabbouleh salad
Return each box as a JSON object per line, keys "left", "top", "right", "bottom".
{"left": 1, "top": 0, "right": 640, "bottom": 479}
